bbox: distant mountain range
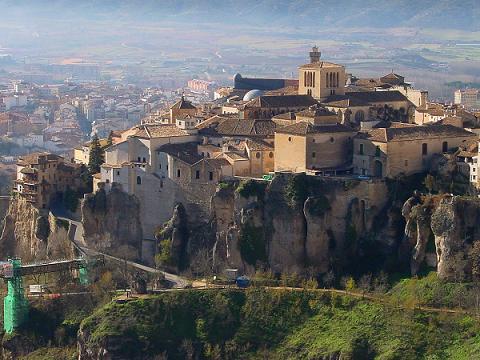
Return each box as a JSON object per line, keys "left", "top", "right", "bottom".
{"left": 1, "top": 0, "right": 479, "bottom": 31}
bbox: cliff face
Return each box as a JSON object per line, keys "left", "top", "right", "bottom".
{"left": 81, "top": 185, "right": 143, "bottom": 261}
{"left": 210, "top": 174, "right": 395, "bottom": 275}
{"left": 403, "top": 195, "right": 480, "bottom": 281}
{"left": 0, "top": 196, "right": 74, "bottom": 262}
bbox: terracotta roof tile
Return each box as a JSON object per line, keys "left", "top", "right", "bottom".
{"left": 365, "top": 124, "right": 476, "bottom": 142}
{"left": 276, "top": 121, "right": 354, "bottom": 136}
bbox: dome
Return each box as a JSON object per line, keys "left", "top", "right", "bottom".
{"left": 243, "top": 89, "right": 264, "bottom": 101}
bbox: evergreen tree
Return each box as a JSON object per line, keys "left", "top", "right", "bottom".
{"left": 106, "top": 131, "right": 113, "bottom": 147}
{"left": 88, "top": 134, "right": 104, "bottom": 175}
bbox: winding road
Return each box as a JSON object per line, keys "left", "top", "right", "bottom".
{"left": 51, "top": 207, "right": 190, "bottom": 289}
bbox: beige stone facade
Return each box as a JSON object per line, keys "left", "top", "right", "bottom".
{"left": 298, "top": 47, "right": 346, "bottom": 100}
{"left": 275, "top": 122, "right": 355, "bottom": 173}
{"left": 14, "top": 152, "right": 83, "bottom": 209}
{"left": 353, "top": 125, "right": 478, "bottom": 178}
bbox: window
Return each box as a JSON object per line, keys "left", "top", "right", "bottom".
{"left": 312, "top": 138, "right": 316, "bottom": 143}
{"left": 136, "top": 176, "right": 141, "bottom": 185}
{"left": 137, "top": 157, "right": 141, "bottom": 162}
{"left": 142, "top": 157, "right": 146, "bottom": 163}
{"left": 422, "top": 143, "right": 428, "bottom": 156}
{"left": 117, "top": 171, "right": 120, "bottom": 176}
{"left": 375, "top": 146, "right": 381, "bottom": 157}
{"left": 160, "top": 181, "right": 163, "bottom": 188}
{"left": 288, "top": 137, "right": 292, "bottom": 142}
{"left": 106, "top": 179, "right": 110, "bottom": 184}
{"left": 330, "top": 137, "right": 335, "bottom": 143}
{"left": 196, "top": 170, "right": 200, "bottom": 179}
{"left": 209, "top": 172, "right": 214, "bottom": 181}
{"left": 177, "top": 169, "right": 181, "bottom": 178}
{"left": 404, "top": 160, "right": 408, "bottom": 167}
{"left": 442, "top": 141, "right": 448, "bottom": 152}
{"left": 256, "top": 152, "right": 261, "bottom": 159}
{"left": 269, "top": 152, "right": 274, "bottom": 158}
{"left": 359, "top": 143, "right": 364, "bottom": 155}
{"left": 159, "top": 163, "right": 162, "bottom": 169}
{"left": 312, "top": 152, "right": 316, "bottom": 158}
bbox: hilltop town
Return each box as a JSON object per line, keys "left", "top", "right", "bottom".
{"left": 4, "top": 46, "right": 480, "bottom": 269}
{"left": 3, "top": 46, "right": 480, "bottom": 359}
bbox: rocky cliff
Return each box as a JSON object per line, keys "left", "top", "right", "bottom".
{"left": 404, "top": 195, "right": 480, "bottom": 281}
{"left": 207, "top": 174, "right": 401, "bottom": 276}
{"left": 0, "top": 196, "right": 74, "bottom": 262}
{"left": 81, "top": 184, "right": 143, "bottom": 261}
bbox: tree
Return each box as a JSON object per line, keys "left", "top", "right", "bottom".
{"left": 106, "top": 131, "right": 113, "bottom": 147}
{"left": 88, "top": 134, "right": 104, "bottom": 175}
{"left": 424, "top": 174, "right": 437, "bottom": 194}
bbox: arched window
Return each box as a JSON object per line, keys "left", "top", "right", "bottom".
{"left": 177, "top": 169, "right": 181, "bottom": 177}
{"left": 359, "top": 143, "right": 364, "bottom": 155}
{"left": 312, "top": 72, "right": 316, "bottom": 87}
{"left": 304, "top": 72, "right": 307, "bottom": 87}
{"left": 326, "top": 72, "right": 329, "bottom": 87}
{"left": 136, "top": 176, "right": 141, "bottom": 185}
{"left": 442, "top": 141, "right": 448, "bottom": 152}
{"left": 422, "top": 143, "right": 428, "bottom": 156}
{"left": 312, "top": 152, "right": 316, "bottom": 158}
{"left": 255, "top": 152, "right": 261, "bottom": 159}
{"left": 269, "top": 152, "right": 274, "bottom": 158}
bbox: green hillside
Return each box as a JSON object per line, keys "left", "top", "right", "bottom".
{"left": 78, "top": 287, "right": 480, "bottom": 359}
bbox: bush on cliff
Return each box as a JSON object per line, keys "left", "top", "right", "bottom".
{"left": 236, "top": 180, "right": 267, "bottom": 201}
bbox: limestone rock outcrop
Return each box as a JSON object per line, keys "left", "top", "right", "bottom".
{"left": 82, "top": 185, "right": 143, "bottom": 261}
{"left": 210, "top": 174, "right": 391, "bottom": 276}
{"left": 403, "top": 195, "right": 480, "bottom": 280}
{"left": 0, "top": 196, "right": 74, "bottom": 262}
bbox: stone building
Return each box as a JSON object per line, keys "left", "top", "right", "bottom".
{"left": 169, "top": 96, "right": 197, "bottom": 124}
{"left": 238, "top": 94, "right": 317, "bottom": 119}
{"left": 322, "top": 90, "right": 413, "bottom": 126}
{"left": 274, "top": 122, "right": 355, "bottom": 174}
{"left": 298, "top": 46, "right": 346, "bottom": 100}
{"left": 353, "top": 124, "right": 477, "bottom": 178}
{"left": 14, "top": 152, "right": 83, "bottom": 209}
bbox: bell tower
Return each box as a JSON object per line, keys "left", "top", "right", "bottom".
{"left": 309, "top": 46, "right": 321, "bottom": 63}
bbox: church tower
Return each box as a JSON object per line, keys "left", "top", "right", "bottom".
{"left": 298, "top": 47, "right": 346, "bottom": 100}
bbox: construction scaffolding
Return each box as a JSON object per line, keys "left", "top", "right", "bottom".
{"left": 0, "top": 256, "right": 103, "bottom": 334}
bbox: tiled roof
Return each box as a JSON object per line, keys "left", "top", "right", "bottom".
{"left": 372, "top": 121, "right": 417, "bottom": 129}
{"left": 132, "top": 124, "right": 191, "bottom": 139}
{"left": 204, "top": 157, "right": 231, "bottom": 168}
{"left": 272, "top": 112, "right": 296, "bottom": 121}
{"left": 323, "top": 91, "right": 409, "bottom": 108}
{"left": 199, "top": 118, "right": 277, "bottom": 137}
{"left": 170, "top": 97, "right": 196, "bottom": 110}
{"left": 243, "top": 95, "right": 317, "bottom": 109}
{"left": 365, "top": 124, "right": 476, "bottom": 142}
{"left": 246, "top": 138, "right": 274, "bottom": 151}
{"left": 299, "top": 61, "right": 344, "bottom": 69}
{"left": 157, "top": 142, "right": 202, "bottom": 165}
{"left": 17, "top": 152, "right": 62, "bottom": 166}
{"left": 276, "top": 121, "right": 354, "bottom": 136}
{"left": 296, "top": 104, "right": 337, "bottom": 118}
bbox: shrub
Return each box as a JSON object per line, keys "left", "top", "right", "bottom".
{"left": 238, "top": 223, "right": 266, "bottom": 266}
{"left": 236, "top": 180, "right": 267, "bottom": 201}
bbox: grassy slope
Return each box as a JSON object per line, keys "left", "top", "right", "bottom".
{"left": 79, "top": 286, "right": 480, "bottom": 359}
